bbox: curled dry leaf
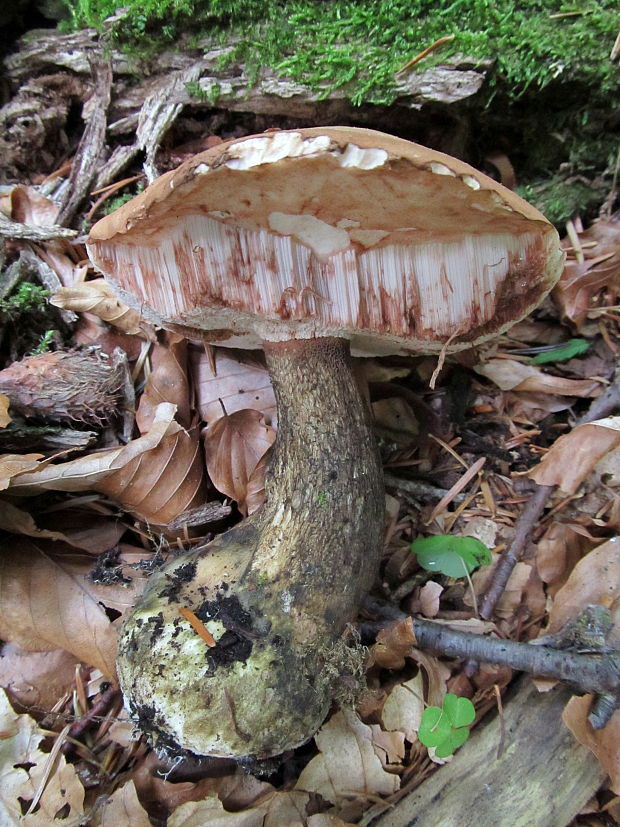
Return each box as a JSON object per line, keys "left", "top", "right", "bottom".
{"left": 0, "top": 538, "right": 119, "bottom": 676}
{"left": 51, "top": 279, "right": 150, "bottom": 337}
{"left": 537, "top": 521, "right": 597, "bottom": 595}
{"left": 475, "top": 358, "right": 601, "bottom": 397}
{"left": 0, "top": 453, "right": 45, "bottom": 490}
{"left": 381, "top": 672, "right": 425, "bottom": 742}
{"left": 7, "top": 403, "right": 207, "bottom": 526}
{"left": 368, "top": 616, "right": 417, "bottom": 670}
{"left": 0, "top": 689, "right": 85, "bottom": 826}
{"left": 529, "top": 416, "right": 620, "bottom": 494}
{"left": 542, "top": 537, "right": 620, "bottom": 638}
{"left": 168, "top": 791, "right": 312, "bottom": 827}
{"left": 0, "top": 394, "right": 11, "bottom": 428}
{"left": 136, "top": 332, "right": 191, "bottom": 432}
{"left": 295, "top": 708, "right": 400, "bottom": 805}
{"left": 563, "top": 696, "right": 620, "bottom": 794}
{"left": 192, "top": 346, "right": 277, "bottom": 427}
{"left": 0, "top": 644, "right": 79, "bottom": 712}
{"left": 553, "top": 216, "right": 620, "bottom": 328}
{"left": 93, "top": 781, "right": 151, "bottom": 827}
{"left": 204, "top": 409, "right": 276, "bottom": 517}
{"left": 6, "top": 184, "right": 60, "bottom": 226}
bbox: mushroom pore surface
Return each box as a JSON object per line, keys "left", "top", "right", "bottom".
{"left": 117, "top": 338, "right": 384, "bottom": 758}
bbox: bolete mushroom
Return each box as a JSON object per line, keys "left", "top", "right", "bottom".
{"left": 87, "top": 127, "right": 564, "bottom": 760}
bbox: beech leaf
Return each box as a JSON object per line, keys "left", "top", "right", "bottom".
{"left": 193, "top": 347, "right": 277, "bottom": 427}
{"left": 529, "top": 416, "right": 620, "bottom": 493}
{"left": 295, "top": 708, "right": 400, "bottom": 804}
{"left": 51, "top": 278, "right": 148, "bottom": 336}
{"left": 0, "top": 538, "right": 119, "bottom": 676}
{"left": 0, "top": 689, "right": 85, "bottom": 826}
{"left": 204, "top": 409, "right": 276, "bottom": 516}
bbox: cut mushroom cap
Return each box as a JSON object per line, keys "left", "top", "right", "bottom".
{"left": 87, "top": 127, "right": 564, "bottom": 355}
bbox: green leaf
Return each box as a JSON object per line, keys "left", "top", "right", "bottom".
{"left": 418, "top": 696, "right": 475, "bottom": 757}
{"left": 443, "top": 693, "right": 475, "bottom": 728}
{"left": 410, "top": 535, "right": 492, "bottom": 578}
{"left": 418, "top": 707, "right": 452, "bottom": 747}
{"left": 434, "top": 725, "right": 471, "bottom": 758}
{"left": 530, "top": 338, "right": 590, "bottom": 364}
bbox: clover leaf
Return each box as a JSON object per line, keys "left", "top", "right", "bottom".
{"left": 418, "top": 693, "right": 475, "bottom": 757}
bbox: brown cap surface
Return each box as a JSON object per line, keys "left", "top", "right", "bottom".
{"left": 87, "top": 127, "right": 564, "bottom": 355}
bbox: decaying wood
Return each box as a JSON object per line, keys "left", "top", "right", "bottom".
{"left": 0, "top": 213, "right": 77, "bottom": 242}
{"left": 373, "top": 678, "right": 606, "bottom": 827}
{"left": 57, "top": 56, "right": 113, "bottom": 224}
{"left": 2, "top": 26, "right": 490, "bottom": 189}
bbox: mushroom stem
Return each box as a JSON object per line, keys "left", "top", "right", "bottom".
{"left": 117, "top": 337, "right": 384, "bottom": 759}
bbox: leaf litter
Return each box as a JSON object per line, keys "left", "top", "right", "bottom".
{"left": 1, "top": 135, "right": 620, "bottom": 826}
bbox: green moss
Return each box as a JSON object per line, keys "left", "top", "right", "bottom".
{"left": 60, "top": 1, "right": 618, "bottom": 108}
{"left": 517, "top": 175, "right": 608, "bottom": 226}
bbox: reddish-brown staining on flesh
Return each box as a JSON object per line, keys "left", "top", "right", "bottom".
{"left": 459, "top": 236, "right": 551, "bottom": 343}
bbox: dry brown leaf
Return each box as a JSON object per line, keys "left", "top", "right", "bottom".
{"left": 0, "top": 499, "right": 69, "bottom": 541}
{"left": 51, "top": 279, "right": 149, "bottom": 336}
{"left": 475, "top": 358, "right": 601, "bottom": 397}
{"left": 192, "top": 347, "right": 277, "bottom": 427}
{"left": 0, "top": 688, "right": 85, "bottom": 825}
{"left": 503, "top": 390, "right": 577, "bottom": 422}
{"left": 7, "top": 184, "right": 60, "bottom": 225}
{"left": 369, "top": 724, "right": 406, "bottom": 767}
{"left": 0, "top": 394, "right": 11, "bottom": 428}
{"left": 74, "top": 311, "right": 145, "bottom": 360}
{"left": 563, "top": 697, "right": 620, "bottom": 794}
{"left": 132, "top": 751, "right": 272, "bottom": 820}
{"left": 0, "top": 453, "right": 45, "bottom": 490}
{"left": 295, "top": 708, "right": 400, "bottom": 804}
{"left": 244, "top": 447, "right": 272, "bottom": 516}
{"left": 529, "top": 417, "right": 620, "bottom": 493}
{"left": 8, "top": 403, "right": 178, "bottom": 492}
{"left": 412, "top": 649, "right": 451, "bottom": 708}
{"left": 204, "top": 410, "right": 276, "bottom": 516}
{"left": 470, "top": 560, "right": 532, "bottom": 619}
{"left": 0, "top": 538, "right": 119, "bottom": 676}
{"left": 368, "top": 616, "right": 417, "bottom": 670}
{"left": 372, "top": 397, "right": 419, "bottom": 446}
{"left": 542, "top": 537, "right": 620, "bottom": 637}
{"left": 537, "top": 521, "right": 596, "bottom": 595}
{"left": 381, "top": 673, "right": 425, "bottom": 742}
{"left": 553, "top": 217, "right": 620, "bottom": 328}
{"left": 0, "top": 644, "right": 78, "bottom": 712}
{"left": 93, "top": 781, "right": 151, "bottom": 827}
{"left": 168, "top": 796, "right": 264, "bottom": 827}
{"left": 7, "top": 403, "right": 207, "bottom": 525}
{"left": 418, "top": 580, "right": 443, "bottom": 617}
{"left": 136, "top": 333, "right": 191, "bottom": 432}
{"left": 97, "top": 420, "right": 207, "bottom": 525}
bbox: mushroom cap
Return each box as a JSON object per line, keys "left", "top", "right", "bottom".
{"left": 87, "top": 127, "right": 564, "bottom": 355}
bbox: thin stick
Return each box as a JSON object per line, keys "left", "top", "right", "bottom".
{"left": 479, "top": 483, "right": 553, "bottom": 620}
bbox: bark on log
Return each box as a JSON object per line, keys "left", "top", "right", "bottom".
{"left": 373, "top": 678, "right": 606, "bottom": 827}
{"left": 1, "top": 27, "right": 489, "bottom": 184}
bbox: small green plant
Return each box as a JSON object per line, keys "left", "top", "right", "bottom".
{"left": 0, "top": 283, "right": 50, "bottom": 318}
{"left": 529, "top": 338, "right": 590, "bottom": 365}
{"left": 410, "top": 535, "right": 492, "bottom": 578}
{"left": 30, "top": 330, "right": 57, "bottom": 355}
{"left": 418, "top": 693, "right": 475, "bottom": 757}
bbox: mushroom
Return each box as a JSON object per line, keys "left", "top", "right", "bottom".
{"left": 87, "top": 127, "right": 564, "bottom": 760}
